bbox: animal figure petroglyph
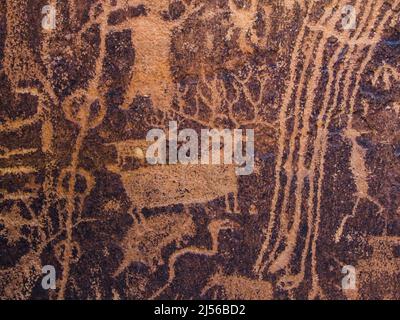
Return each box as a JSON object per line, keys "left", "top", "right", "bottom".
{"left": 108, "top": 139, "right": 240, "bottom": 277}
{"left": 114, "top": 211, "right": 196, "bottom": 276}
{"left": 107, "top": 139, "right": 240, "bottom": 219}
{"left": 150, "top": 219, "right": 239, "bottom": 298}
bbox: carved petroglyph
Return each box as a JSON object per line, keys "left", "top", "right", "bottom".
{"left": 151, "top": 219, "right": 239, "bottom": 299}
{"left": 334, "top": 127, "right": 385, "bottom": 243}
{"left": 227, "top": 0, "right": 270, "bottom": 53}
{"left": 115, "top": 0, "right": 194, "bottom": 111}
{"left": 1, "top": 0, "right": 400, "bottom": 300}
{"left": 114, "top": 211, "right": 196, "bottom": 276}
{"left": 254, "top": 0, "right": 400, "bottom": 299}
{"left": 372, "top": 63, "right": 400, "bottom": 91}
{"left": 109, "top": 138, "right": 240, "bottom": 281}
{"left": 107, "top": 139, "right": 240, "bottom": 216}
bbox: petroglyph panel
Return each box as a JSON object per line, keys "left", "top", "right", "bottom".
{"left": 0, "top": 0, "right": 400, "bottom": 300}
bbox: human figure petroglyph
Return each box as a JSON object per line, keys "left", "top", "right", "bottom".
{"left": 226, "top": 0, "right": 271, "bottom": 53}
{"left": 334, "top": 127, "right": 385, "bottom": 243}
{"left": 109, "top": 0, "right": 272, "bottom": 113}
{"left": 107, "top": 0, "right": 206, "bottom": 111}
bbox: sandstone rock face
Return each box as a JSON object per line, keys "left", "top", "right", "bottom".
{"left": 0, "top": 0, "right": 399, "bottom": 300}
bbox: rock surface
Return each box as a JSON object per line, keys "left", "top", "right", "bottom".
{"left": 0, "top": 0, "right": 400, "bottom": 299}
